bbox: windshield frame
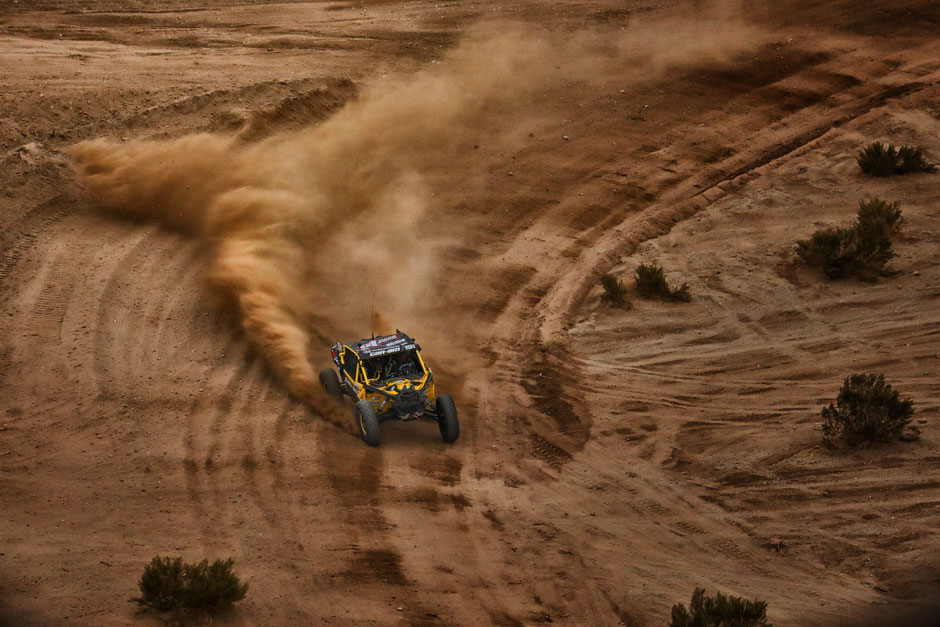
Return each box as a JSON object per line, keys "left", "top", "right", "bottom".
{"left": 359, "top": 349, "right": 427, "bottom": 384}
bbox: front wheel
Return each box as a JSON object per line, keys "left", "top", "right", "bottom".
{"left": 355, "top": 400, "right": 381, "bottom": 447}
{"left": 436, "top": 395, "right": 460, "bottom": 443}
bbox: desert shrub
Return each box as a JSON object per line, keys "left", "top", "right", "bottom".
{"left": 821, "top": 373, "right": 915, "bottom": 448}
{"left": 857, "top": 142, "right": 934, "bottom": 176}
{"left": 136, "top": 556, "right": 186, "bottom": 612}
{"left": 897, "top": 145, "right": 935, "bottom": 174}
{"left": 180, "top": 559, "right": 249, "bottom": 612}
{"left": 671, "top": 587, "right": 771, "bottom": 627}
{"left": 134, "top": 556, "right": 248, "bottom": 615}
{"left": 857, "top": 142, "right": 898, "bottom": 177}
{"left": 600, "top": 274, "right": 630, "bottom": 308}
{"left": 795, "top": 198, "right": 900, "bottom": 280}
{"left": 634, "top": 263, "right": 690, "bottom": 302}
{"left": 855, "top": 197, "right": 903, "bottom": 237}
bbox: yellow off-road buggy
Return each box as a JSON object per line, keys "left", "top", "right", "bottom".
{"left": 318, "top": 331, "right": 459, "bottom": 447}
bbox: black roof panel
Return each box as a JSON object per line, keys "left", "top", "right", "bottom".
{"left": 352, "top": 332, "right": 419, "bottom": 358}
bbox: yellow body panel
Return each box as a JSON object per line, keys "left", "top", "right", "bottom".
{"left": 341, "top": 344, "right": 436, "bottom": 413}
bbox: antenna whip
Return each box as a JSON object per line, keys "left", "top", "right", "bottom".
{"left": 370, "top": 288, "right": 376, "bottom": 338}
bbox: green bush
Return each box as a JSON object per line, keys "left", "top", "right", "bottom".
{"left": 600, "top": 274, "right": 630, "bottom": 308}
{"left": 671, "top": 587, "right": 770, "bottom": 627}
{"left": 857, "top": 142, "right": 934, "bottom": 176}
{"left": 134, "top": 556, "right": 248, "bottom": 615}
{"left": 822, "top": 373, "right": 915, "bottom": 448}
{"left": 634, "top": 263, "right": 690, "bottom": 302}
{"left": 795, "top": 198, "right": 900, "bottom": 280}
{"left": 857, "top": 142, "right": 898, "bottom": 177}
{"left": 855, "top": 197, "right": 903, "bottom": 237}
{"left": 136, "top": 556, "right": 186, "bottom": 612}
{"left": 897, "top": 145, "right": 935, "bottom": 174}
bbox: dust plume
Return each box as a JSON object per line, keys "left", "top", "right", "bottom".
{"left": 371, "top": 312, "right": 396, "bottom": 338}
{"left": 69, "top": 8, "right": 767, "bottom": 407}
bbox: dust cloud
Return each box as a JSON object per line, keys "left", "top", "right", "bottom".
{"left": 69, "top": 8, "right": 764, "bottom": 407}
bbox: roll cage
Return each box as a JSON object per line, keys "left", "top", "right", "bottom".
{"left": 331, "top": 332, "right": 433, "bottom": 393}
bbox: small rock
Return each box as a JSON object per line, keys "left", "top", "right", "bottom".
{"left": 912, "top": 271, "right": 920, "bottom": 276}
{"left": 12, "top": 142, "right": 42, "bottom": 165}
{"left": 562, "top": 135, "right": 569, "bottom": 140}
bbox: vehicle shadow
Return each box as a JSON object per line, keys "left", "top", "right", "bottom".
{"left": 376, "top": 418, "right": 452, "bottom": 449}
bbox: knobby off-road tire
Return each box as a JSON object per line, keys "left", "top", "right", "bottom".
{"left": 355, "top": 400, "right": 381, "bottom": 447}
{"left": 436, "top": 394, "right": 460, "bottom": 443}
{"left": 319, "top": 368, "right": 342, "bottom": 398}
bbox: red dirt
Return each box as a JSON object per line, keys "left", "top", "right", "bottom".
{"left": 1, "top": 1, "right": 939, "bottom": 625}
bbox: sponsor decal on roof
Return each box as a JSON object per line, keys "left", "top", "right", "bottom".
{"left": 364, "top": 343, "right": 416, "bottom": 357}
{"left": 354, "top": 333, "right": 417, "bottom": 357}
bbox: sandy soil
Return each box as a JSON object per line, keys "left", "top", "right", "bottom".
{"left": 1, "top": 1, "right": 939, "bottom": 625}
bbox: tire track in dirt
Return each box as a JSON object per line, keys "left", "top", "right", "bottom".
{"left": 379, "top": 435, "right": 538, "bottom": 623}
{"left": 310, "top": 433, "right": 429, "bottom": 621}
{"left": 91, "top": 227, "right": 194, "bottom": 397}
{"left": 62, "top": 211, "right": 278, "bottom": 559}
{"left": 179, "top": 337, "right": 254, "bottom": 548}
{"left": 541, "top": 74, "right": 940, "bottom": 350}
{"left": 21, "top": 259, "right": 76, "bottom": 345}
{"left": 179, "top": 349, "right": 336, "bottom": 620}
{"left": 563, "top": 79, "right": 940, "bottom": 622}
{"left": 4, "top": 3, "right": 940, "bottom": 624}
{"left": 473, "top": 40, "right": 938, "bottom": 470}
{"left": 229, "top": 369, "right": 288, "bottom": 531}
{"left": 459, "top": 34, "right": 939, "bottom": 624}
{"left": 0, "top": 193, "right": 72, "bottom": 288}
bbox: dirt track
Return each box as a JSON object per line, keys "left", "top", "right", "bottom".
{"left": 1, "top": 1, "right": 939, "bottom": 625}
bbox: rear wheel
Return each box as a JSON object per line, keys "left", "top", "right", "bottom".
{"left": 355, "top": 400, "right": 381, "bottom": 447}
{"left": 436, "top": 395, "right": 460, "bottom": 443}
{"left": 319, "top": 368, "right": 342, "bottom": 398}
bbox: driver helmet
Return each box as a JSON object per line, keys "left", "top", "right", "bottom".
{"left": 397, "top": 353, "right": 414, "bottom": 375}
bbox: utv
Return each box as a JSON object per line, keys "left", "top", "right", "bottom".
{"left": 319, "top": 331, "right": 459, "bottom": 447}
